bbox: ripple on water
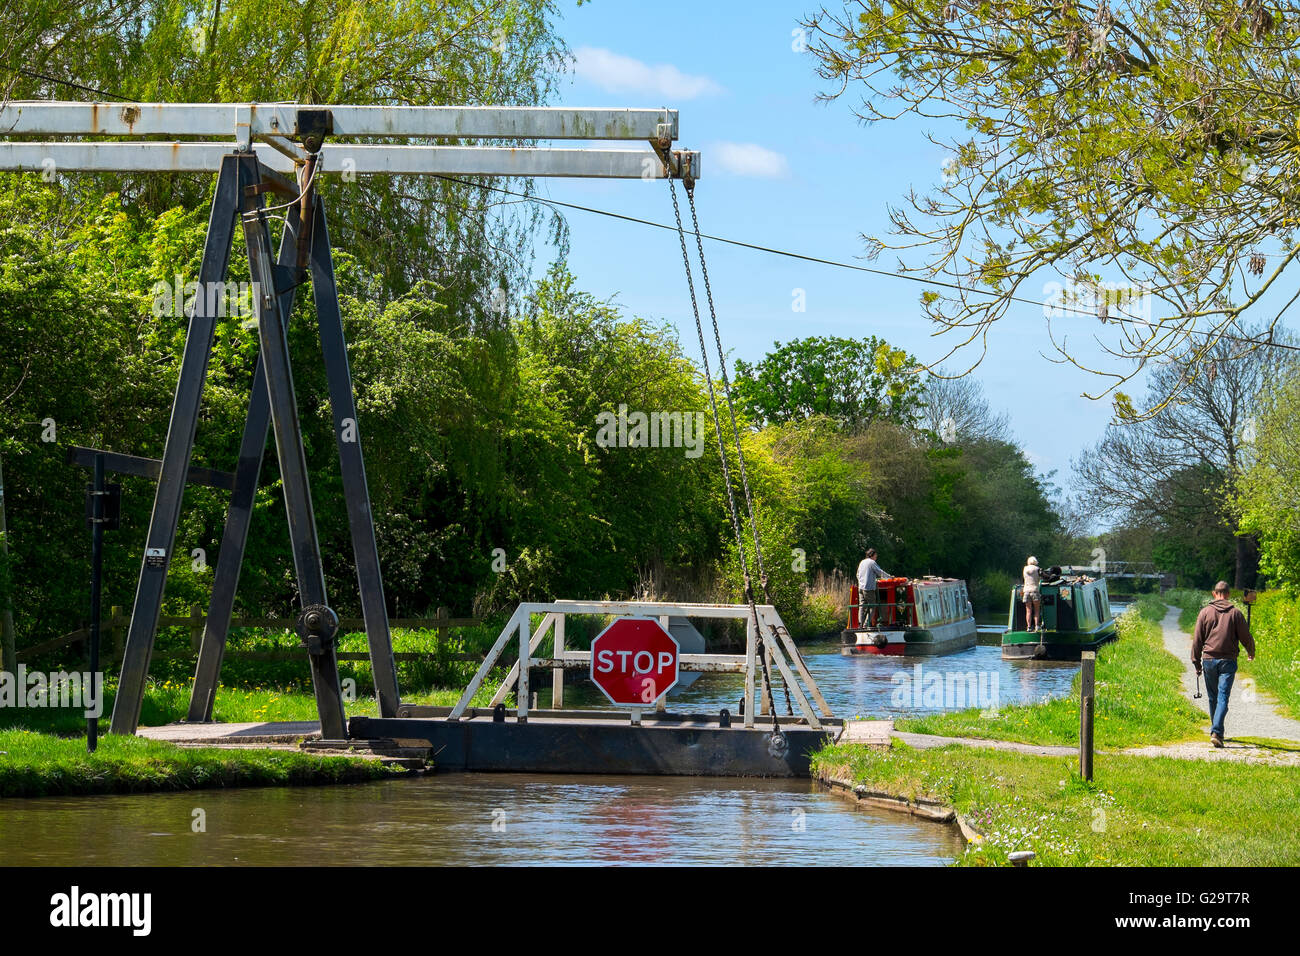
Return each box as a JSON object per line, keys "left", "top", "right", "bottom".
{"left": 0, "top": 774, "right": 964, "bottom": 866}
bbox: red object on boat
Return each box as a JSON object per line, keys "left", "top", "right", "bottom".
{"left": 875, "top": 576, "right": 913, "bottom": 627}
{"left": 855, "top": 642, "right": 905, "bottom": 656}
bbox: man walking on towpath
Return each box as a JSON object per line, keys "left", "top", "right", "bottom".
{"left": 856, "top": 549, "right": 892, "bottom": 628}
{"left": 1192, "top": 581, "right": 1256, "bottom": 748}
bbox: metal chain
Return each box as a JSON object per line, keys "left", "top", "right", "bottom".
{"left": 684, "top": 182, "right": 796, "bottom": 718}
{"left": 684, "top": 185, "right": 769, "bottom": 593}
{"left": 667, "top": 176, "right": 779, "bottom": 730}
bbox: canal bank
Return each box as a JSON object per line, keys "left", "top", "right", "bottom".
{"left": 811, "top": 739, "right": 1300, "bottom": 866}
{"left": 892, "top": 599, "right": 1204, "bottom": 748}
{"left": 0, "top": 729, "right": 406, "bottom": 799}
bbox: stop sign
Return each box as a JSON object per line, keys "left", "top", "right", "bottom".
{"left": 589, "top": 617, "right": 681, "bottom": 707}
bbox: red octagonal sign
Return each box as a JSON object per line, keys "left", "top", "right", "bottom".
{"left": 590, "top": 617, "right": 680, "bottom": 707}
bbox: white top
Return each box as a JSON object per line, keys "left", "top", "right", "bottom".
{"left": 1022, "top": 564, "right": 1041, "bottom": 594}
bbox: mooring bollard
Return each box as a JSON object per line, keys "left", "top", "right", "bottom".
{"left": 1080, "top": 650, "right": 1096, "bottom": 782}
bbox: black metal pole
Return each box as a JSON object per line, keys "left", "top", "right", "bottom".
{"left": 110, "top": 154, "right": 243, "bottom": 735}
{"left": 239, "top": 157, "right": 347, "bottom": 740}
{"left": 188, "top": 198, "right": 305, "bottom": 723}
{"left": 88, "top": 452, "right": 104, "bottom": 753}
{"left": 308, "top": 196, "right": 401, "bottom": 718}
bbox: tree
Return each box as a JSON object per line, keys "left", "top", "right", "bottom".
{"left": 803, "top": 1, "right": 1300, "bottom": 410}
{"left": 8, "top": 0, "right": 572, "bottom": 302}
{"left": 1073, "top": 328, "right": 1290, "bottom": 585}
{"left": 920, "top": 371, "right": 1011, "bottom": 443}
{"left": 1237, "top": 366, "right": 1300, "bottom": 590}
{"left": 733, "top": 335, "right": 924, "bottom": 430}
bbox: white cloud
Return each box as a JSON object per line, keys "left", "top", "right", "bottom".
{"left": 708, "top": 141, "right": 791, "bottom": 179}
{"left": 571, "top": 46, "right": 723, "bottom": 100}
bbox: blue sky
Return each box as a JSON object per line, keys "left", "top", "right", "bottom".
{"left": 528, "top": 1, "right": 1144, "bottom": 488}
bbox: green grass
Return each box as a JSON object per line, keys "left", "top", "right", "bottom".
{"left": 814, "top": 740, "right": 1300, "bottom": 866}
{"left": 0, "top": 677, "right": 504, "bottom": 736}
{"left": 1240, "top": 592, "right": 1300, "bottom": 720}
{"left": 1163, "top": 588, "right": 1210, "bottom": 632}
{"left": 894, "top": 606, "right": 1204, "bottom": 748}
{"left": 136, "top": 624, "right": 510, "bottom": 696}
{"left": 0, "top": 729, "right": 401, "bottom": 799}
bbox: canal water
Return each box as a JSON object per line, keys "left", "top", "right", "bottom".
{"left": 0, "top": 774, "right": 965, "bottom": 866}
{"left": 0, "top": 603, "right": 1124, "bottom": 867}
{"left": 536, "top": 602, "right": 1129, "bottom": 716}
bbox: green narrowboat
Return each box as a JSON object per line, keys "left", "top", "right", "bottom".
{"left": 1001, "top": 575, "right": 1118, "bottom": 660}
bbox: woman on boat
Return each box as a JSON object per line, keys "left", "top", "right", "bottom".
{"left": 1022, "top": 556, "right": 1042, "bottom": 631}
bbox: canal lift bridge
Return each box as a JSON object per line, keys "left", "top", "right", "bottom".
{"left": 0, "top": 100, "right": 836, "bottom": 775}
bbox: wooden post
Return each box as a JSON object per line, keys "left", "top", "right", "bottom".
{"left": 1080, "top": 650, "right": 1096, "bottom": 782}
{"left": 0, "top": 454, "right": 16, "bottom": 676}
{"left": 110, "top": 606, "right": 124, "bottom": 661}
{"left": 436, "top": 605, "right": 449, "bottom": 653}
{"left": 190, "top": 603, "right": 204, "bottom": 653}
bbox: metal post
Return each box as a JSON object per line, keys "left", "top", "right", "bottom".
{"left": 517, "top": 614, "right": 530, "bottom": 724}
{"left": 307, "top": 196, "right": 400, "bottom": 718}
{"left": 552, "top": 613, "right": 565, "bottom": 709}
{"left": 187, "top": 199, "right": 304, "bottom": 722}
{"left": 743, "top": 615, "right": 756, "bottom": 728}
{"left": 1080, "top": 650, "right": 1096, "bottom": 782}
{"left": 760, "top": 644, "right": 774, "bottom": 716}
{"left": 110, "top": 154, "right": 243, "bottom": 736}
{"left": 656, "top": 614, "right": 669, "bottom": 713}
{"left": 239, "top": 155, "right": 347, "bottom": 740}
{"left": 0, "top": 455, "right": 16, "bottom": 677}
{"left": 87, "top": 452, "right": 105, "bottom": 752}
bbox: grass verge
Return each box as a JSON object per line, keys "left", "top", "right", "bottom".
{"left": 894, "top": 604, "right": 1203, "bottom": 748}
{"left": 813, "top": 740, "right": 1300, "bottom": 866}
{"left": 0, "top": 729, "right": 401, "bottom": 799}
{"left": 0, "top": 679, "right": 504, "bottom": 736}
{"left": 1239, "top": 592, "right": 1300, "bottom": 720}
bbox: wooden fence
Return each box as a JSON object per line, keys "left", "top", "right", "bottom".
{"left": 14, "top": 605, "right": 484, "bottom": 665}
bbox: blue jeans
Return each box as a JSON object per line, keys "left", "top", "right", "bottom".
{"left": 1202, "top": 657, "right": 1238, "bottom": 739}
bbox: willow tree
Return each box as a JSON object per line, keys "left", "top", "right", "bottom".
{"left": 7, "top": 0, "right": 571, "bottom": 305}
{"left": 803, "top": 1, "right": 1299, "bottom": 415}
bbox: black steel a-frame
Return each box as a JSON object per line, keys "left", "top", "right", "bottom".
{"left": 108, "top": 151, "right": 397, "bottom": 739}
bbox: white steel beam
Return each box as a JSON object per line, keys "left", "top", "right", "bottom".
{"left": 0, "top": 142, "right": 699, "bottom": 179}
{"left": 534, "top": 600, "right": 766, "bottom": 618}
{"left": 0, "top": 102, "right": 677, "bottom": 141}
